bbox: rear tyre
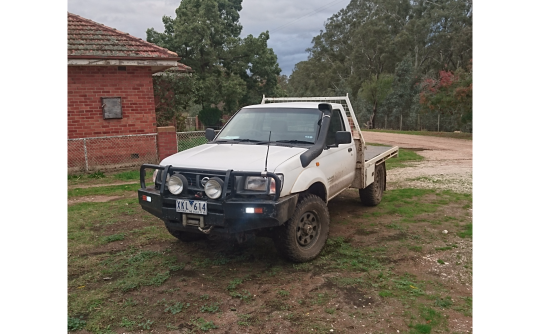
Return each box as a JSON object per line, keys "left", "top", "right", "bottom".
{"left": 359, "top": 162, "right": 386, "bottom": 206}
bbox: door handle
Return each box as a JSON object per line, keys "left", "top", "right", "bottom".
{"left": 348, "top": 148, "right": 352, "bottom": 152}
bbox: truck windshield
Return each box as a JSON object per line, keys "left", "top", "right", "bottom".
{"left": 215, "top": 108, "right": 322, "bottom": 144}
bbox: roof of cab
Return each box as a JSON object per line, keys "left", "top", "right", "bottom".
{"left": 243, "top": 102, "right": 343, "bottom": 109}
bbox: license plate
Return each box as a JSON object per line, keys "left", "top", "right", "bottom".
{"left": 176, "top": 199, "right": 207, "bottom": 215}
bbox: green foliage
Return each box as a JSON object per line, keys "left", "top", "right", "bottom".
{"left": 277, "top": 289, "right": 290, "bottom": 297}
{"left": 138, "top": 319, "right": 154, "bottom": 330}
{"left": 200, "top": 303, "right": 220, "bottom": 313}
{"left": 227, "top": 278, "right": 243, "bottom": 291}
{"left": 153, "top": 71, "right": 200, "bottom": 129}
{"left": 88, "top": 170, "right": 105, "bottom": 179}
{"left": 199, "top": 107, "right": 222, "bottom": 128}
{"left": 435, "top": 296, "right": 453, "bottom": 308}
{"left": 287, "top": 0, "right": 472, "bottom": 131}
{"left": 119, "top": 317, "right": 136, "bottom": 330}
{"left": 147, "top": 0, "right": 281, "bottom": 113}
{"left": 164, "top": 302, "right": 189, "bottom": 314}
{"left": 230, "top": 289, "right": 252, "bottom": 301}
{"left": 68, "top": 316, "right": 86, "bottom": 331}
{"left": 359, "top": 74, "right": 394, "bottom": 128}
{"left": 192, "top": 318, "right": 218, "bottom": 331}
{"left": 420, "top": 65, "right": 473, "bottom": 128}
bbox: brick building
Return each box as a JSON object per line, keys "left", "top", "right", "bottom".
{"left": 67, "top": 13, "right": 190, "bottom": 171}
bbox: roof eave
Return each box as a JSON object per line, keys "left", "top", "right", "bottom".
{"left": 68, "top": 55, "right": 182, "bottom": 61}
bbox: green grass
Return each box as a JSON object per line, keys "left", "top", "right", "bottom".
{"left": 386, "top": 148, "right": 425, "bottom": 170}
{"left": 277, "top": 289, "right": 290, "bottom": 297}
{"left": 68, "top": 182, "right": 472, "bottom": 333}
{"left": 330, "top": 277, "right": 364, "bottom": 287}
{"left": 365, "top": 143, "right": 425, "bottom": 170}
{"left": 434, "top": 296, "right": 453, "bottom": 308}
{"left": 113, "top": 170, "right": 141, "bottom": 181}
{"left": 379, "top": 290, "right": 393, "bottom": 297}
{"left": 68, "top": 168, "right": 153, "bottom": 188}
{"left": 364, "top": 129, "right": 472, "bottom": 140}
{"left": 200, "top": 303, "right": 220, "bottom": 313}
{"left": 320, "top": 237, "right": 383, "bottom": 272}
{"left": 362, "top": 188, "right": 472, "bottom": 225}
{"left": 102, "top": 234, "right": 124, "bottom": 243}
{"left": 68, "top": 316, "right": 87, "bottom": 331}
{"left": 164, "top": 302, "right": 189, "bottom": 314}
{"left": 408, "top": 245, "right": 423, "bottom": 252}
{"left": 227, "top": 278, "right": 243, "bottom": 291}
{"left": 458, "top": 223, "right": 472, "bottom": 238}
{"left": 68, "top": 183, "right": 140, "bottom": 198}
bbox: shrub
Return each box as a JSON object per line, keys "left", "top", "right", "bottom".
{"left": 198, "top": 107, "right": 222, "bottom": 128}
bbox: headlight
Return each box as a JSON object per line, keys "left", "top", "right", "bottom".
{"left": 244, "top": 175, "right": 284, "bottom": 194}
{"left": 204, "top": 177, "right": 224, "bottom": 199}
{"left": 167, "top": 174, "right": 188, "bottom": 195}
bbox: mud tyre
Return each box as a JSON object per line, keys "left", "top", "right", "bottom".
{"left": 359, "top": 162, "right": 386, "bottom": 206}
{"left": 166, "top": 226, "right": 206, "bottom": 242}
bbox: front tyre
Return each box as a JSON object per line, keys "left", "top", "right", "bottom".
{"left": 273, "top": 194, "right": 330, "bottom": 262}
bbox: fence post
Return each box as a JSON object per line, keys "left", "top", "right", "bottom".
{"left": 400, "top": 114, "right": 402, "bottom": 131}
{"left": 418, "top": 114, "right": 420, "bottom": 131}
{"left": 438, "top": 113, "right": 440, "bottom": 132}
{"left": 83, "top": 138, "right": 89, "bottom": 172}
{"left": 157, "top": 126, "right": 178, "bottom": 161}
{"left": 385, "top": 115, "right": 387, "bottom": 129}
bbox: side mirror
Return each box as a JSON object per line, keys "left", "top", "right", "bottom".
{"left": 205, "top": 128, "right": 216, "bottom": 141}
{"left": 335, "top": 131, "right": 352, "bottom": 145}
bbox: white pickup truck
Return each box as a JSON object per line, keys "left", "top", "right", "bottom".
{"left": 138, "top": 95, "right": 398, "bottom": 262}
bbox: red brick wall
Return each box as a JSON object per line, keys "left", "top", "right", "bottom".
{"left": 68, "top": 66, "right": 157, "bottom": 139}
{"left": 157, "top": 126, "right": 177, "bottom": 161}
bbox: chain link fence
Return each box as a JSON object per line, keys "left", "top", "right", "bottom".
{"left": 358, "top": 112, "right": 472, "bottom": 133}
{"left": 68, "top": 133, "right": 158, "bottom": 173}
{"left": 176, "top": 131, "right": 213, "bottom": 152}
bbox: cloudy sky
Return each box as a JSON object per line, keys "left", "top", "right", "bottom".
{"left": 68, "top": 0, "right": 350, "bottom": 76}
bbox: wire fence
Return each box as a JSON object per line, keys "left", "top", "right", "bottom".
{"left": 358, "top": 112, "right": 472, "bottom": 133}
{"left": 176, "top": 130, "right": 215, "bottom": 152}
{"left": 68, "top": 133, "right": 158, "bottom": 173}
{"left": 68, "top": 114, "right": 469, "bottom": 174}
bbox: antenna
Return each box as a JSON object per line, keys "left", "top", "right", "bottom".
{"left": 264, "top": 131, "right": 271, "bottom": 172}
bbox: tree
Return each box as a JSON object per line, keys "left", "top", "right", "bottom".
{"left": 287, "top": 0, "right": 472, "bottom": 93}
{"left": 147, "top": 0, "right": 281, "bottom": 114}
{"left": 152, "top": 71, "right": 201, "bottom": 130}
{"left": 379, "top": 56, "right": 422, "bottom": 129}
{"left": 419, "top": 60, "right": 472, "bottom": 125}
{"left": 359, "top": 74, "right": 394, "bottom": 128}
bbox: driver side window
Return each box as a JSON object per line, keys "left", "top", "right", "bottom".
{"left": 326, "top": 109, "right": 345, "bottom": 147}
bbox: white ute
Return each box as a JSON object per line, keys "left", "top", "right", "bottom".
{"left": 138, "top": 95, "right": 398, "bottom": 262}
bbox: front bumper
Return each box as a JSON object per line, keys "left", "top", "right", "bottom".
{"left": 138, "top": 187, "right": 298, "bottom": 234}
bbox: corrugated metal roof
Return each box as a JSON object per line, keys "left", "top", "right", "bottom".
{"left": 68, "top": 12, "right": 179, "bottom": 59}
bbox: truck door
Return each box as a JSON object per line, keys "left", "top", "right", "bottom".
{"left": 317, "top": 108, "right": 356, "bottom": 199}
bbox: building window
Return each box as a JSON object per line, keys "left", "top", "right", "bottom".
{"left": 101, "top": 97, "right": 122, "bottom": 119}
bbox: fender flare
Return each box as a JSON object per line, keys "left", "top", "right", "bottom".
{"left": 290, "top": 168, "right": 329, "bottom": 202}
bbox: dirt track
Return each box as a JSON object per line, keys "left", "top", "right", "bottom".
{"left": 362, "top": 132, "right": 473, "bottom": 193}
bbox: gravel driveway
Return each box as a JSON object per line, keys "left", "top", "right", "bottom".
{"left": 362, "top": 132, "right": 472, "bottom": 193}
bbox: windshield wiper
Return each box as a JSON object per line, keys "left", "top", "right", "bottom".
{"left": 275, "top": 140, "right": 314, "bottom": 145}
{"left": 232, "top": 139, "right": 262, "bottom": 143}
{"left": 214, "top": 139, "right": 261, "bottom": 143}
